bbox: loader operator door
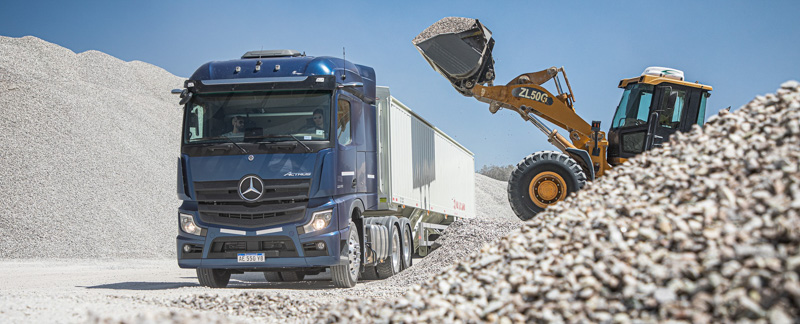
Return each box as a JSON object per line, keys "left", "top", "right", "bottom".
{"left": 608, "top": 83, "right": 708, "bottom": 162}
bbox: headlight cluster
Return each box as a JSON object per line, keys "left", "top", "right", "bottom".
{"left": 180, "top": 213, "right": 204, "bottom": 236}
{"left": 302, "top": 209, "right": 332, "bottom": 234}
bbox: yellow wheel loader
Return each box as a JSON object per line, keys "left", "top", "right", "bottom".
{"left": 414, "top": 17, "right": 713, "bottom": 220}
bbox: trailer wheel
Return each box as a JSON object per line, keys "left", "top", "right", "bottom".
{"left": 376, "top": 217, "right": 401, "bottom": 278}
{"left": 400, "top": 220, "right": 413, "bottom": 270}
{"left": 508, "top": 151, "right": 587, "bottom": 220}
{"left": 332, "top": 221, "right": 360, "bottom": 288}
{"left": 196, "top": 268, "right": 231, "bottom": 288}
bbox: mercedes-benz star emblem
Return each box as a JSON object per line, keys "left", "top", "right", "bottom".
{"left": 238, "top": 175, "right": 264, "bottom": 202}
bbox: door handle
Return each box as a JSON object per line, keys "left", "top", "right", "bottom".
{"left": 352, "top": 178, "right": 357, "bottom": 188}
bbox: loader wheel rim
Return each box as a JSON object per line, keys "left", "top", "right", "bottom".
{"left": 529, "top": 171, "right": 567, "bottom": 209}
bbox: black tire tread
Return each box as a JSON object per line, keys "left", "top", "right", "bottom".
{"left": 376, "top": 217, "right": 400, "bottom": 279}
{"left": 263, "top": 271, "right": 282, "bottom": 282}
{"left": 197, "top": 268, "right": 230, "bottom": 288}
{"left": 331, "top": 221, "right": 359, "bottom": 288}
{"left": 507, "top": 151, "right": 587, "bottom": 220}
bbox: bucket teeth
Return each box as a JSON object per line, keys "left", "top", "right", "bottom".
{"left": 413, "top": 17, "right": 496, "bottom": 97}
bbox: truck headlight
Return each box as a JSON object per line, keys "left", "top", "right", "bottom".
{"left": 180, "top": 213, "right": 204, "bottom": 236}
{"left": 302, "top": 209, "right": 332, "bottom": 234}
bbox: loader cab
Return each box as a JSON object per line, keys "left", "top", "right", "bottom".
{"left": 607, "top": 67, "right": 712, "bottom": 165}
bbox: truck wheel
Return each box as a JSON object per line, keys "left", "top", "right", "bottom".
{"left": 264, "top": 271, "right": 305, "bottom": 282}
{"left": 361, "top": 266, "right": 380, "bottom": 280}
{"left": 376, "top": 217, "right": 401, "bottom": 278}
{"left": 332, "top": 221, "right": 360, "bottom": 288}
{"left": 196, "top": 268, "right": 231, "bottom": 288}
{"left": 263, "top": 271, "right": 283, "bottom": 282}
{"left": 279, "top": 271, "right": 305, "bottom": 282}
{"left": 400, "top": 220, "right": 413, "bottom": 270}
{"left": 508, "top": 151, "right": 587, "bottom": 221}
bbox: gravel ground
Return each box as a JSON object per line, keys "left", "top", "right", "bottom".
{"left": 0, "top": 35, "right": 183, "bottom": 259}
{"left": 316, "top": 81, "right": 800, "bottom": 323}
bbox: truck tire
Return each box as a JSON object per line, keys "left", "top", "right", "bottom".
{"left": 263, "top": 271, "right": 283, "bottom": 282}
{"left": 361, "top": 266, "right": 380, "bottom": 280}
{"left": 376, "top": 217, "right": 401, "bottom": 278}
{"left": 264, "top": 271, "right": 305, "bottom": 282}
{"left": 508, "top": 151, "right": 587, "bottom": 221}
{"left": 399, "top": 219, "right": 413, "bottom": 270}
{"left": 196, "top": 268, "right": 231, "bottom": 288}
{"left": 332, "top": 221, "right": 361, "bottom": 288}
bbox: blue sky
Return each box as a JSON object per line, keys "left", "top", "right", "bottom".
{"left": 2, "top": 1, "right": 798, "bottom": 169}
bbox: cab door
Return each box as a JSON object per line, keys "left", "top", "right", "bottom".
{"left": 335, "top": 93, "right": 357, "bottom": 196}
{"left": 646, "top": 85, "right": 693, "bottom": 150}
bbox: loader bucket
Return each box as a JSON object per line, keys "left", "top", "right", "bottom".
{"left": 413, "top": 17, "right": 495, "bottom": 97}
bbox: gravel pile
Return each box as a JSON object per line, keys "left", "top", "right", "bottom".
{"left": 316, "top": 81, "right": 800, "bottom": 323}
{"left": 0, "top": 36, "right": 184, "bottom": 259}
{"left": 143, "top": 174, "right": 520, "bottom": 321}
{"left": 412, "top": 17, "right": 478, "bottom": 45}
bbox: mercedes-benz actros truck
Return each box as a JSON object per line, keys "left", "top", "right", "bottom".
{"left": 173, "top": 49, "right": 474, "bottom": 288}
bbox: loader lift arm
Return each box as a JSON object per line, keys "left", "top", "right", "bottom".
{"left": 471, "top": 66, "right": 611, "bottom": 179}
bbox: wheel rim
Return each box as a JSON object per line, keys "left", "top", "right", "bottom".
{"left": 391, "top": 229, "right": 400, "bottom": 272}
{"left": 403, "top": 228, "right": 411, "bottom": 266}
{"left": 348, "top": 232, "right": 361, "bottom": 279}
{"left": 528, "top": 171, "right": 567, "bottom": 209}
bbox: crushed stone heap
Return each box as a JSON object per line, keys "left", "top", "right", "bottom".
{"left": 412, "top": 17, "right": 478, "bottom": 45}
{"left": 0, "top": 36, "right": 184, "bottom": 259}
{"left": 317, "top": 81, "right": 800, "bottom": 323}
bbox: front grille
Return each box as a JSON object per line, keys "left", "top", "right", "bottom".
{"left": 194, "top": 178, "right": 310, "bottom": 228}
{"left": 207, "top": 236, "right": 298, "bottom": 258}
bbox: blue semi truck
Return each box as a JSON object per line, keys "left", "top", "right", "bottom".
{"left": 173, "top": 50, "right": 475, "bottom": 288}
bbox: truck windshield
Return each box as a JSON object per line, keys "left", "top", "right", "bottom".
{"left": 611, "top": 84, "right": 654, "bottom": 128}
{"left": 183, "top": 91, "right": 332, "bottom": 144}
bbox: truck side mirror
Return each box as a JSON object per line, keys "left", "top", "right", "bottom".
{"left": 179, "top": 91, "right": 193, "bottom": 105}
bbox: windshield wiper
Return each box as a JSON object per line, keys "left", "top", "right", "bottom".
{"left": 257, "top": 134, "right": 311, "bottom": 152}
{"left": 209, "top": 136, "right": 247, "bottom": 154}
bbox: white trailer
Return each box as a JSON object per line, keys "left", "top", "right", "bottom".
{"left": 368, "top": 86, "right": 475, "bottom": 256}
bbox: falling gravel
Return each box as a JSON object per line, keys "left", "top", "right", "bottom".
{"left": 412, "top": 17, "right": 478, "bottom": 45}
{"left": 316, "top": 81, "right": 800, "bottom": 323}
{"left": 0, "top": 35, "right": 184, "bottom": 259}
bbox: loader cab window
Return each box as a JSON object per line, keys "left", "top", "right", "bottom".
{"left": 337, "top": 98, "right": 352, "bottom": 145}
{"left": 611, "top": 84, "right": 654, "bottom": 128}
{"left": 697, "top": 93, "right": 708, "bottom": 125}
{"left": 657, "top": 88, "right": 687, "bottom": 129}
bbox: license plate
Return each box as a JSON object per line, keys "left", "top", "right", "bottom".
{"left": 237, "top": 253, "right": 265, "bottom": 263}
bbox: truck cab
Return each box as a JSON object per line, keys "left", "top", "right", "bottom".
{"left": 174, "top": 50, "right": 475, "bottom": 288}
{"left": 607, "top": 67, "right": 712, "bottom": 165}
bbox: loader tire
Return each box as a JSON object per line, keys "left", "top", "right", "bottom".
{"left": 508, "top": 151, "right": 587, "bottom": 221}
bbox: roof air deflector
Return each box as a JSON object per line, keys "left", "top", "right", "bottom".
{"left": 241, "top": 50, "right": 303, "bottom": 59}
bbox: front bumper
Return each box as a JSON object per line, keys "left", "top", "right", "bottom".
{"left": 177, "top": 209, "right": 345, "bottom": 270}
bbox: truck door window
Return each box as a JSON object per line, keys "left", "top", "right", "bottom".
{"left": 337, "top": 99, "right": 352, "bottom": 145}
{"left": 658, "top": 88, "right": 687, "bottom": 129}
